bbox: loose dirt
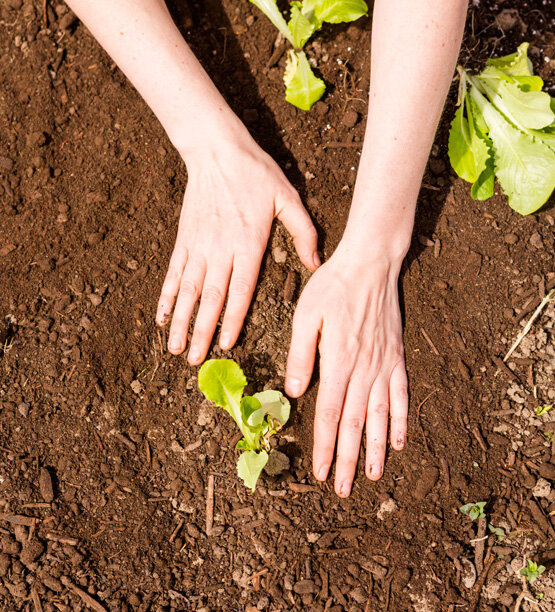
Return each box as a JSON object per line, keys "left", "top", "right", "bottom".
{"left": 1, "top": 1, "right": 554, "bottom": 610}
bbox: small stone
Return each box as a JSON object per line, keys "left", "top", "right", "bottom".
{"left": 126, "top": 259, "right": 139, "bottom": 271}
{"left": 130, "top": 380, "right": 142, "bottom": 395}
{"left": 186, "top": 523, "right": 201, "bottom": 539}
{"left": 20, "top": 539, "right": 45, "bottom": 564}
{"left": 87, "top": 232, "right": 104, "bottom": 246}
{"left": 529, "top": 233, "right": 544, "bottom": 250}
{"left": 59, "top": 12, "right": 77, "bottom": 30}
{"left": 504, "top": 233, "right": 518, "bottom": 245}
{"left": 17, "top": 402, "right": 29, "bottom": 418}
{"left": 376, "top": 497, "right": 398, "bottom": 520}
{"left": 293, "top": 579, "right": 317, "bottom": 595}
{"left": 272, "top": 246, "right": 287, "bottom": 264}
{"left": 39, "top": 467, "right": 54, "bottom": 503}
{"left": 197, "top": 400, "right": 216, "bottom": 427}
{"left": 88, "top": 293, "right": 102, "bottom": 307}
{"left": 342, "top": 110, "right": 359, "bottom": 128}
{"left": 313, "top": 101, "right": 329, "bottom": 115}
{"left": 264, "top": 450, "right": 290, "bottom": 476}
{"left": 246, "top": 15, "right": 255, "bottom": 26}
{"left": 532, "top": 477, "right": 551, "bottom": 498}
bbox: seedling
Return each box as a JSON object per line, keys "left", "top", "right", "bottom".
{"left": 449, "top": 43, "right": 555, "bottom": 215}
{"left": 535, "top": 403, "right": 553, "bottom": 416}
{"left": 460, "top": 501, "right": 487, "bottom": 521}
{"left": 520, "top": 559, "right": 545, "bottom": 584}
{"left": 249, "top": 0, "right": 368, "bottom": 110}
{"left": 198, "top": 359, "right": 290, "bottom": 492}
{"left": 488, "top": 524, "right": 506, "bottom": 542}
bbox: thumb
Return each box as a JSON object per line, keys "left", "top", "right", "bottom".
{"left": 275, "top": 191, "right": 320, "bottom": 272}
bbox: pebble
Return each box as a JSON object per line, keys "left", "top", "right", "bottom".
{"left": 39, "top": 467, "right": 54, "bottom": 503}
{"left": 504, "top": 233, "right": 518, "bottom": 245}
{"left": 413, "top": 466, "right": 439, "bottom": 500}
{"left": 532, "top": 477, "right": 551, "bottom": 498}
{"left": 88, "top": 293, "right": 102, "bottom": 307}
{"left": 17, "top": 402, "right": 29, "bottom": 418}
{"left": 264, "top": 450, "right": 290, "bottom": 476}
{"left": 197, "top": 400, "right": 216, "bottom": 427}
{"left": 342, "top": 110, "right": 359, "bottom": 128}
{"left": 272, "top": 246, "right": 287, "bottom": 264}
{"left": 529, "top": 232, "right": 544, "bottom": 250}
{"left": 293, "top": 579, "right": 317, "bottom": 594}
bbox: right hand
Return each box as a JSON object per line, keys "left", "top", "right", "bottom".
{"left": 156, "top": 136, "right": 319, "bottom": 364}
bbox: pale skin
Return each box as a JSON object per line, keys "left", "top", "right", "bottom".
{"left": 66, "top": 0, "right": 468, "bottom": 497}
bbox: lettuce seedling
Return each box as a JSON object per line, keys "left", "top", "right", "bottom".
{"left": 520, "top": 559, "right": 546, "bottom": 584}
{"left": 249, "top": 0, "right": 368, "bottom": 110}
{"left": 449, "top": 43, "right": 555, "bottom": 215}
{"left": 460, "top": 501, "right": 487, "bottom": 521}
{"left": 198, "top": 359, "right": 290, "bottom": 492}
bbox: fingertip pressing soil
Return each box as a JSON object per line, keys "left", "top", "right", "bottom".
{"left": 1, "top": 1, "right": 555, "bottom": 611}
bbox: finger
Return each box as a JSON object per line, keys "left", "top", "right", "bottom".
{"left": 167, "top": 258, "right": 206, "bottom": 355}
{"left": 365, "top": 376, "right": 390, "bottom": 481}
{"left": 389, "top": 360, "right": 409, "bottom": 450}
{"left": 156, "top": 241, "right": 188, "bottom": 327}
{"left": 219, "top": 252, "right": 263, "bottom": 350}
{"left": 312, "top": 353, "right": 351, "bottom": 482}
{"left": 334, "top": 373, "right": 370, "bottom": 497}
{"left": 187, "top": 263, "right": 232, "bottom": 365}
{"left": 285, "top": 300, "right": 322, "bottom": 398}
{"left": 275, "top": 190, "right": 320, "bottom": 272}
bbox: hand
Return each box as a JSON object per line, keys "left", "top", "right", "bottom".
{"left": 157, "top": 137, "right": 319, "bottom": 364}
{"left": 285, "top": 241, "right": 408, "bottom": 497}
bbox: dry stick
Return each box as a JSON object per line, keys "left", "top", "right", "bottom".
{"left": 504, "top": 288, "right": 555, "bottom": 362}
{"left": 61, "top": 577, "right": 107, "bottom": 612}
{"left": 31, "top": 587, "right": 43, "bottom": 612}
{"left": 416, "top": 389, "right": 438, "bottom": 452}
{"left": 474, "top": 517, "right": 487, "bottom": 574}
{"left": 206, "top": 474, "right": 215, "bottom": 536}
{"left": 420, "top": 328, "right": 440, "bottom": 356}
{"left": 468, "top": 548, "right": 495, "bottom": 612}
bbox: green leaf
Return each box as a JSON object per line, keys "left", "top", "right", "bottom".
{"left": 448, "top": 96, "right": 490, "bottom": 184}
{"left": 530, "top": 126, "right": 555, "bottom": 154}
{"left": 249, "top": 0, "right": 293, "bottom": 44}
{"left": 302, "top": 0, "right": 368, "bottom": 25}
{"left": 288, "top": 2, "right": 318, "bottom": 48}
{"left": 460, "top": 501, "right": 487, "bottom": 520}
{"left": 237, "top": 450, "right": 269, "bottom": 492}
{"left": 284, "top": 50, "right": 325, "bottom": 111}
{"left": 477, "top": 73, "right": 555, "bottom": 130}
{"left": 198, "top": 359, "right": 246, "bottom": 428}
{"left": 470, "top": 85, "right": 555, "bottom": 215}
{"left": 471, "top": 161, "right": 495, "bottom": 200}
{"left": 240, "top": 396, "right": 264, "bottom": 428}
{"left": 488, "top": 524, "right": 506, "bottom": 542}
{"left": 253, "top": 390, "right": 291, "bottom": 427}
{"left": 486, "top": 42, "right": 534, "bottom": 77}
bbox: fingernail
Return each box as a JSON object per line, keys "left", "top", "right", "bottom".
{"left": 396, "top": 434, "right": 405, "bottom": 448}
{"left": 188, "top": 346, "right": 201, "bottom": 363}
{"left": 370, "top": 464, "right": 382, "bottom": 479}
{"left": 317, "top": 465, "right": 329, "bottom": 481}
{"left": 168, "top": 337, "right": 182, "bottom": 352}
{"left": 286, "top": 377, "right": 301, "bottom": 396}
{"left": 338, "top": 481, "right": 351, "bottom": 497}
{"left": 220, "top": 332, "right": 231, "bottom": 349}
{"left": 313, "top": 251, "right": 321, "bottom": 268}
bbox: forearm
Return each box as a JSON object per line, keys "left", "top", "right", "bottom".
{"left": 346, "top": 0, "right": 468, "bottom": 260}
{"left": 65, "top": 0, "right": 249, "bottom": 163}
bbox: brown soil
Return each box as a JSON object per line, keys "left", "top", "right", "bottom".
{"left": 1, "top": 1, "right": 555, "bottom": 611}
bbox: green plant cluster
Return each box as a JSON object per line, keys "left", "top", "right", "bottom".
{"left": 249, "top": 0, "right": 368, "bottom": 110}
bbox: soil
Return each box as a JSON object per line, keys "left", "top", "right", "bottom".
{"left": 1, "top": 1, "right": 555, "bottom": 611}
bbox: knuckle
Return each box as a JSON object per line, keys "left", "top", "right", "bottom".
{"left": 395, "top": 384, "right": 409, "bottom": 402}
{"left": 370, "top": 402, "right": 389, "bottom": 418}
{"left": 229, "top": 276, "right": 252, "bottom": 297}
{"left": 179, "top": 278, "right": 200, "bottom": 298}
{"left": 319, "top": 408, "right": 341, "bottom": 427}
{"left": 342, "top": 415, "right": 365, "bottom": 433}
{"left": 201, "top": 285, "right": 223, "bottom": 304}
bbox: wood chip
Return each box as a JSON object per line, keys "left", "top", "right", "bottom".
{"left": 45, "top": 532, "right": 79, "bottom": 546}
{"left": 31, "top": 587, "right": 43, "bottom": 612}
{"left": 206, "top": 474, "right": 214, "bottom": 536}
{"left": 61, "top": 577, "right": 108, "bottom": 612}
{"left": 0, "top": 513, "right": 37, "bottom": 527}
{"left": 39, "top": 467, "right": 54, "bottom": 503}
{"left": 288, "top": 482, "right": 318, "bottom": 493}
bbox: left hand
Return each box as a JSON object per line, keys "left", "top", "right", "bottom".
{"left": 285, "top": 240, "right": 408, "bottom": 497}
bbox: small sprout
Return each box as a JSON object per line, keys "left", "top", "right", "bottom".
{"left": 536, "top": 403, "right": 553, "bottom": 416}
{"left": 460, "top": 501, "right": 487, "bottom": 521}
{"left": 198, "top": 359, "right": 290, "bottom": 492}
{"left": 543, "top": 431, "right": 554, "bottom": 443}
{"left": 536, "top": 592, "right": 544, "bottom": 601}
{"left": 472, "top": 461, "right": 480, "bottom": 469}
{"left": 520, "top": 560, "right": 546, "bottom": 584}
{"left": 488, "top": 524, "right": 506, "bottom": 542}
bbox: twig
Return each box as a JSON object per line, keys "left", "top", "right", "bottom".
{"left": 504, "top": 288, "right": 555, "bottom": 362}
{"left": 468, "top": 548, "right": 495, "bottom": 611}
{"left": 416, "top": 389, "right": 438, "bottom": 452}
{"left": 31, "top": 587, "right": 43, "bottom": 612}
{"left": 420, "top": 328, "right": 440, "bottom": 356}
{"left": 474, "top": 517, "right": 487, "bottom": 574}
{"left": 206, "top": 474, "right": 215, "bottom": 536}
{"left": 61, "top": 577, "right": 107, "bottom": 612}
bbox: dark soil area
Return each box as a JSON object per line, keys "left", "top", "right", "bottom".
{"left": 1, "top": 1, "right": 555, "bottom": 610}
